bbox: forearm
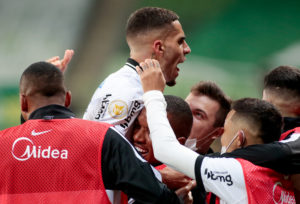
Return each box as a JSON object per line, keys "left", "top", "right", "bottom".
{"left": 143, "top": 90, "right": 199, "bottom": 179}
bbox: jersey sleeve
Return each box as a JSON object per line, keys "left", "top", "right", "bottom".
{"left": 195, "top": 157, "right": 248, "bottom": 203}
{"left": 83, "top": 74, "right": 144, "bottom": 136}
{"left": 101, "top": 127, "right": 180, "bottom": 204}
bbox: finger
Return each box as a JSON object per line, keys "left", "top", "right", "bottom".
{"left": 140, "top": 62, "right": 148, "bottom": 71}
{"left": 190, "top": 180, "right": 197, "bottom": 189}
{"left": 187, "top": 191, "right": 193, "bottom": 204}
{"left": 183, "top": 180, "right": 195, "bottom": 193}
{"left": 153, "top": 59, "right": 161, "bottom": 69}
{"left": 61, "top": 49, "right": 74, "bottom": 70}
{"left": 52, "top": 61, "right": 61, "bottom": 68}
{"left": 145, "top": 59, "right": 154, "bottom": 69}
{"left": 46, "top": 56, "right": 59, "bottom": 63}
{"left": 136, "top": 66, "right": 143, "bottom": 75}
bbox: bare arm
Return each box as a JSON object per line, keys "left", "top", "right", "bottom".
{"left": 160, "top": 167, "right": 192, "bottom": 190}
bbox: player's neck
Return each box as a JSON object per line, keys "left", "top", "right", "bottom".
{"left": 130, "top": 51, "right": 152, "bottom": 64}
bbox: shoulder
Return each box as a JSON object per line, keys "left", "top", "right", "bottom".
{"left": 93, "top": 67, "right": 143, "bottom": 101}
{"left": 103, "top": 66, "right": 141, "bottom": 89}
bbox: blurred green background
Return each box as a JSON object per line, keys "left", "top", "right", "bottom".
{"left": 1, "top": 0, "right": 300, "bottom": 129}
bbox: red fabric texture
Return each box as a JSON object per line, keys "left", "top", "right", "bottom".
{"left": 155, "top": 164, "right": 167, "bottom": 171}
{"left": 280, "top": 127, "right": 300, "bottom": 141}
{"left": 0, "top": 118, "right": 112, "bottom": 204}
{"left": 237, "top": 159, "right": 295, "bottom": 204}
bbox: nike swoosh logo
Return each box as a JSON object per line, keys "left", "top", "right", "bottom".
{"left": 31, "top": 129, "right": 52, "bottom": 136}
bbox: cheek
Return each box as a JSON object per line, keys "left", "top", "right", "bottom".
{"left": 193, "top": 118, "right": 209, "bottom": 131}
{"left": 144, "top": 133, "right": 152, "bottom": 146}
{"left": 165, "top": 47, "right": 180, "bottom": 63}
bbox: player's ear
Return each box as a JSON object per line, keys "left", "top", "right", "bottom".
{"left": 177, "top": 137, "right": 187, "bottom": 145}
{"left": 20, "top": 94, "right": 28, "bottom": 112}
{"left": 211, "top": 127, "right": 224, "bottom": 140}
{"left": 237, "top": 130, "right": 246, "bottom": 148}
{"left": 152, "top": 40, "right": 164, "bottom": 56}
{"left": 64, "top": 91, "right": 72, "bottom": 108}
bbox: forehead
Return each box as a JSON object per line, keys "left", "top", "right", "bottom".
{"left": 186, "top": 93, "right": 220, "bottom": 115}
{"left": 164, "top": 20, "right": 185, "bottom": 40}
{"left": 137, "top": 108, "right": 148, "bottom": 126}
{"left": 262, "top": 89, "right": 273, "bottom": 102}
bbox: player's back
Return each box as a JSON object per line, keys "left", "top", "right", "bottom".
{"left": 0, "top": 118, "right": 111, "bottom": 204}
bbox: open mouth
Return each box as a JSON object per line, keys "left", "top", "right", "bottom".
{"left": 135, "top": 145, "right": 148, "bottom": 154}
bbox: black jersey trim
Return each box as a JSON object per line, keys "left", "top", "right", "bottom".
{"left": 195, "top": 155, "right": 205, "bottom": 192}
{"left": 126, "top": 58, "right": 143, "bottom": 72}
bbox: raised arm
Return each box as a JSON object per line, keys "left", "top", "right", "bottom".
{"left": 137, "top": 59, "right": 199, "bottom": 179}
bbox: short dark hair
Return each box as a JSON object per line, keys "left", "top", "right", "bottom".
{"left": 126, "top": 7, "right": 179, "bottom": 38}
{"left": 232, "top": 98, "right": 282, "bottom": 144}
{"left": 190, "top": 81, "right": 231, "bottom": 127}
{"left": 264, "top": 65, "right": 300, "bottom": 97}
{"left": 20, "top": 61, "right": 65, "bottom": 97}
{"left": 165, "top": 95, "right": 193, "bottom": 139}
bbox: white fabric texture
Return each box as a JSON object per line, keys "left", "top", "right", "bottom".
{"left": 200, "top": 157, "right": 247, "bottom": 204}
{"left": 83, "top": 64, "right": 144, "bottom": 136}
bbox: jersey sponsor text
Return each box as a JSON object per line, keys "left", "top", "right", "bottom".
{"left": 204, "top": 168, "right": 233, "bottom": 186}
{"left": 12, "top": 137, "right": 68, "bottom": 161}
{"left": 95, "top": 94, "right": 112, "bottom": 119}
{"left": 120, "top": 101, "right": 142, "bottom": 129}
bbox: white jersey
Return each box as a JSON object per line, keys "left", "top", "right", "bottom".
{"left": 83, "top": 59, "right": 144, "bottom": 136}
{"left": 198, "top": 157, "right": 247, "bottom": 204}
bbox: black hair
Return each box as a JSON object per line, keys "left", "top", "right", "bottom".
{"left": 126, "top": 7, "right": 179, "bottom": 38}
{"left": 232, "top": 98, "right": 282, "bottom": 143}
{"left": 20, "top": 61, "right": 65, "bottom": 97}
{"left": 165, "top": 95, "right": 193, "bottom": 139}
{"left": 264, "top": 65, "right": 300, "bottom": 97}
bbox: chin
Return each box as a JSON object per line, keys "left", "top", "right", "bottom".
{"left": 166, "top": 80, "right": 176, "bottom": 87}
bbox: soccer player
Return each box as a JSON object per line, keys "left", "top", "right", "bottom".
{"left": 262, "top": 65, "right": 300, "bottom": 201}
{"left": 216, "top": 65, "right": 300, "bottom": 202}
{"left": 185, "top": 81, "right": 231, "bottom": 154}
{"left": 83, "top": 7, "right": 191, "bottom": 137}
{"left": 132, "top": 95, "right": 192, "bottom": 165}
{"left": 184, "top": 81, "right": 231, "bottom": 204}
{"left": 132, "top": 95, "right": 193, "bottom": 190}
{"left": 0, "top": 61, "right": 191, "bottom": 203}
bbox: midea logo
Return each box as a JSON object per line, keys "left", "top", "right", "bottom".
{"left": 12, "top": 137, "right": 68, "bottom": 161}
{"left": 272, "top": 182, "right": 295, "bottom": 204}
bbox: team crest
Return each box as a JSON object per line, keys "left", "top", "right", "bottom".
{"left": 108, "top": 100, "right": 128, "bottom": 119}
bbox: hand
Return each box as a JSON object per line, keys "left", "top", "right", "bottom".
{"left": 160, "top": 167, "right": 192, "bottom": 190}
{"left": 137, "top": 59, "right": 166, "bottom": 93}
{"left": 46, "top": 49, "right": 74, "bottom": 73}
{"left": 175, "top": 180, "right": 196, "bottom": 204}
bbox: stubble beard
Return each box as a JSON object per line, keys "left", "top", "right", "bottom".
{"left": 166, "top": 80, "right": 176, "bottom": 86}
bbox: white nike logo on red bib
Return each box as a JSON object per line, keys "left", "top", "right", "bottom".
{"left": 31, "top": 129, "right": 52, "bottom": 136}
